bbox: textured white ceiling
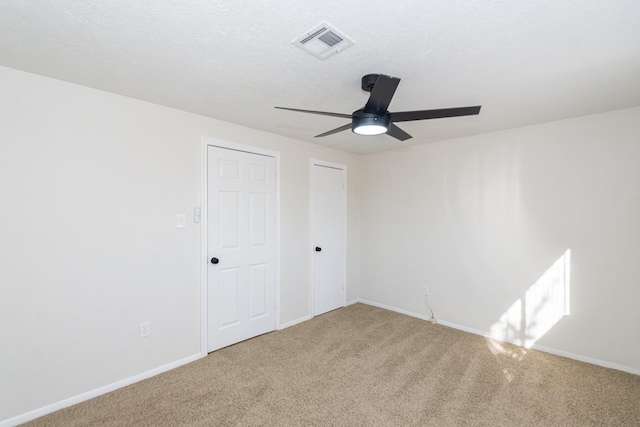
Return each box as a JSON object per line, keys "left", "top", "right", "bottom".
{"left": 1, "top": 0, "right": 640, "bottom": 154}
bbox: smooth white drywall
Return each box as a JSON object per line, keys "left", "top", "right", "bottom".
{"left": 360, "top": 106, "right": 640, "bottom": 371}
{"left": 0, "top": 65, "right": 360, "bottom": 422}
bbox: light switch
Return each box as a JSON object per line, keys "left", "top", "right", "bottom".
{"left": 176, "top": 214, "right": 186, "bottom": 228}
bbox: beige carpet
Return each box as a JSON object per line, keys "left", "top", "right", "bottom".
{"left": 24, "top": 303, "right": 640, "bottom": 426}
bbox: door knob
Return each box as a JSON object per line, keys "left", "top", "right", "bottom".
{"left": 211, "top": 257, "right": 219, "bottom": 264}
{"left": 315, "top": 247, "right": 322, "bottom": 252}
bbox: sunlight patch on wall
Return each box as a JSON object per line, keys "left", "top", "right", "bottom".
{"left": 489, "top": 249, "right": 571, "bottom": 349}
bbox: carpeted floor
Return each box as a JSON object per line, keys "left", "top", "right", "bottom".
{"left": 23, "top": 303, "right": 640, "bottom": 426}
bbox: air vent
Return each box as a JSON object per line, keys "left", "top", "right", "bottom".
{"left": 293, "top": 22, "right": 355, "bottom": 60}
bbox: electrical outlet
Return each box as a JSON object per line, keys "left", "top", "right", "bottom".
{"left": 422, "top": 285, "right": 429, "bottom": 296}
{"left": 140, "top": 322, "right": 150, "bottom": 338}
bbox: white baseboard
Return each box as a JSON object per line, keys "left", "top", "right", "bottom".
{"left": 358, "top": 298, "right": 431, "bottom": 321}
{"left": 529, "top": 342, "right": 639, "bottom": 375}
{"left": 278, "top": 314, "right": 312, "bottom": 330}
{"left": 0, "top": 353, "right": 202, "bottom": 427}
{"left": 357, "top": 299, "right": 640, "bottom": 376}
{"left": 279, "top": 300, "right": 358, "bottom": 329}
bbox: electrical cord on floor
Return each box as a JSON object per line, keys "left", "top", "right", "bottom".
{"left": 425, "top": 295, "right": 437, "bottom": 324}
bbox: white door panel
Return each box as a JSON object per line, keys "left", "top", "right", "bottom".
{"left": 312, "top": 163, "right": 346, "bottom": 316}
{"left": 208, "top": 147, "right": 276, "bottom": 352}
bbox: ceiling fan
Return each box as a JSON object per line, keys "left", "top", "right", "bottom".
{"left": 275, "top": 74, "right": 481, "bottom": 141}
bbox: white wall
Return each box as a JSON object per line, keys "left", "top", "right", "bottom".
{"left": 2, "top": 62, "right": 638, "bottom": 423}
{"left": 360, "top": 106, "right": 640, "bottom": 372}
{"left": 0, "top": 65, "right": 360, "bottom": 423}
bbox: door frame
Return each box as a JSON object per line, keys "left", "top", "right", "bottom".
{"left": 309, "top": 159, "right": 347, "bottom": 316}
{"left": 200, "top": 137, "right": 281, "bottom": 356}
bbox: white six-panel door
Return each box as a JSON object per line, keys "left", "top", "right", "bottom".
{"left": 207, "top": 146, "right": 276, "bottom": 352}
{"left": 312, "top": 162, "right": 346, "bottom": 316}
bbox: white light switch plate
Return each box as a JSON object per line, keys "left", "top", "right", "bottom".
{"left": 176, "top": 214, "right": 186, "bottom": 228}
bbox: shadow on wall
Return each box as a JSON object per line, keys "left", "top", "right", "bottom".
{"left": 488, "top": 249, "right": 571, "bottom": 349}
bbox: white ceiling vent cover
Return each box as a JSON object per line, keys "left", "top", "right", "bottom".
{"left": 293, "top": 22, "right": 355, "bottom": 59}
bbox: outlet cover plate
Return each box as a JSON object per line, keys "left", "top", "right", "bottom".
{"left": 140, "top": 322, "right": 150, "bottom": 338}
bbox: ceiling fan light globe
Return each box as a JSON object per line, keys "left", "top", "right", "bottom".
{"left": 354, "top": 124, "right": 387, "bottom": 135}
{"left": 352, "top": 114, "right": 390, "bottom": 136}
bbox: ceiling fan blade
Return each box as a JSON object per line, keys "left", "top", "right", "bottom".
{"left": 364, "top": 75, "right": 400, "bottom": 115}
{"left": 275, "top": 106, "right": 351, "bottom": 119}
{"left": 315, "top": 123, "right": 352, "bottom": 138}
{"left": 391, "top": 106, "right": 481, "bottom": 122}
{"left": 386, "top": 124, "right": 412, "bottom": 141}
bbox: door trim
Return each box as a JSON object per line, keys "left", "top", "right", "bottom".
{"left": 309, "top": 159, "right": 347, "bottom": 316}
{"left": 200, "top": 137, "right": 281, "bottom": 356}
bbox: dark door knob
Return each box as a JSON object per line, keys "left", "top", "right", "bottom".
{"left": 315, "top": 247, "right": 322, "bottom": 252}
{"left": 210, "top": 257, "right": 219, "bottom": 264}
